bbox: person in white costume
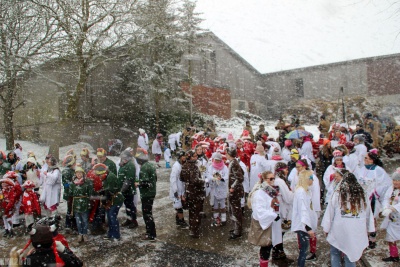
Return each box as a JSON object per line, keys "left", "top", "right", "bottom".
{"left": 291, "top": 169, "right": 318, "bottom": 267}
{"left": 321, "top": 172, "right": 375, "bottom": 267}
{"left": 205, "top": 152, "right": 228, "bottom": 226}
{"left": 353, "top": 134, "right": 367, "bottom": 168}
{"left": 249, "top": 141, "right": 271, "bottom": 191}
{"left": 271, "top": 162, "right": 294, "bottom": 263}
{"left": 138, "top": 128, "right": 149, "bottom": 150}
{"left": 247, "top": 170, "right": 279, "bottom": 267}
{"left": 380, "top": 168, "right": 400, "bottom": 263}
{"left": 169, "top": 151, "right": 189, "bottom": 229}
{"left": 281, "top": 140, "right": 292, "bottom": 162}
{"left": 323, "top": 150, "right": 346, "bottom": 204}
{"left": 342, "top": 142, "right": 359, "bottom": 173}
{"left": 355, "top": 149, "right": 392, "bottom": 249}
{"left": 290, "top": 158, "right": 320, "bottom": 261}
{"left": 39, "top": 156, "right": 62, "bottom": 217}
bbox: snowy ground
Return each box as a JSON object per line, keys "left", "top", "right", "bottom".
{"left": 1, "top": 117, "right": 400, "bottom": 266}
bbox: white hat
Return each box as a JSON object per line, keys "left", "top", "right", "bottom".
{"left": 139, "top": 128, "right": 145, "bottom": 134}
{"left": 212, "top": 152, "right": 223, "bottom": 161}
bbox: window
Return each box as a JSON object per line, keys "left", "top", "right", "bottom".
{"left": 295, "top": 78, "right": 304, "bottom": 97}
{"left": 238, "top": 101, "right": 245, "bottom": 110}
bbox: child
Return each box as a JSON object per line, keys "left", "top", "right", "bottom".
{"left": 381, "top": 167, "right": 400, "bottom": 262}
{"left": 68, "top": 166, "right": 93, "bottom": 243}
{"left": 206, "top": 152, "right": 229, "bottom": 226}
{"left": 164, "top": 146, "right": 171, "bottom": 168}
{"left": 22, "top": 180, "right": 41, "bottom": 227}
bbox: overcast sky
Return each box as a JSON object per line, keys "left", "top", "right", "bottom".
{"left": 195, "top": 0, "right": 400, "bottom": 73}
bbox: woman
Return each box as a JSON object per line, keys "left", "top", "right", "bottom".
{"left": 226, "top": 147, "right": 244, "bottom": 239}
{"left": 249, "top": 141, "right": 270, "bottom": 190}
{"left": 180, "top": 150, "right": 205, "bottom": 238}
{"left": 272, "top": 162, "right": 294, "bottom": 262}
{"left": 323, "top": 150, "right": 346, "bottom": 204}
{"left": 39, "top": 156, "right": 62, "bottom": 217}
{"left": 380, "top": 168, "right": 400, "bottom": 262}
{"left": 247, "top": 171, "right": 279, "bottom": 267}
{"left": 355, "top": 149, "right": 392, "bottom": 249}
{"left": 321, "top": 172, "right": 375, "bottom": 267}
{"left": 291, "top": 169, "right": 317, "bottom": 267}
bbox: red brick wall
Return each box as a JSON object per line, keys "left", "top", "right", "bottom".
{"left": 367, "top": 57, "right": 400, "bottom": 96}
{"left": 181, "top": 83, "right": 231, "bottom": 119}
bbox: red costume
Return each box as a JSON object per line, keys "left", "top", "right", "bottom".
{"left": 21, "top": 190, "right": 41, "bottom": 216}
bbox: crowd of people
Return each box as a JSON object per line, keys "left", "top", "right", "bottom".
{"left": 0, "top": 112, "right": 399, "bottom": 266}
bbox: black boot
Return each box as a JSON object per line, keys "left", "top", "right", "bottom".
{"left": 177, "top": 219, "right": 189, "bottom": 229}
{"left": 127, "top": 220, "right": 139, "bottom": 229}
{"left": 383, "top": 256, "right": 400, "bottom": 262}
{"left": 3, "top": 230, "right": 10, "bottom": 237}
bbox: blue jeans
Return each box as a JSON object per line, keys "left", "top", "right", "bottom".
{"left": 296, "top": 231, "right": 310, "bottom": 267}
{"left": 330, "top": 245, "right": 356, "bottom": 267}
{"left": 75, "top": 211, "right": 89, "bottom": 235}
{"left": 106, "top": 205, "right": 121, "bottom": 239}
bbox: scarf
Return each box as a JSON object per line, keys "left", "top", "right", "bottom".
{"left": 365, "top": 164, "right": 376, "bottom": 170}
{"left": 212, "top": 160, "right": 225, "bottom": 171}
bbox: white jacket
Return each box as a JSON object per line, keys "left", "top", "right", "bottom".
{"left": 169, "top": 162, "right": 185, "bottom": 199}
{"left": 321, "top": 191, "right": 375, "bottom": 262}
{"left": 39, "top": 168, "right": 61, "bottom": 209}
{"left": 238, "top": 159, "right": 250, "bottom": 193}
{"left": 152, "top": 139, "right": 162, "bottom": 154}
{"left": 274, "top": 177, "right": 294, "bottom": 220}
{"left": 380, "top": 186, "right": 400, "bottom": 242}
{"left": 252, "top": 187, "right": 282, "bottom": 246}
{"left": 206, "top": 165, "right": 229, "bottom": 200}
{"left": 300, "top": 141, "right": 315, "bottom": 162}
{"left": 290, "top": 170, "right": 321, "bottom": 213}
{"left": 138, "top": 134, "right": 149, "bottom": 150}
{"left": 291, "top": 187, "right": 318, "bottom": 232}
{"left": 249, "top": 154, "right": 271, "bottom": 191}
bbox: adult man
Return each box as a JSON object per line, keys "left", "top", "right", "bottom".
{"left": 241, "top": 121, "right": 254, "bottom": 142}
{"left": 97, "top": 148, "right": 117, "bottom": 175}
{"left": 318, "top": 115, "right": 330, "bottom": 138}
{"left": 118, "top": 150, "right": 138, "bottom": 229}
{"left": 136, "top": 150, "right": 158, "bottom": 241}
{"left": 62, "top": 154, "right": 77, "bottom": 232}
{"left": 226, "top": 147, "right": 244, "bottom": 240}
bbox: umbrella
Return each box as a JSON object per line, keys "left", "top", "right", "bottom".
{"left": 285, "top": 129, "right": 311, "bottom": 139}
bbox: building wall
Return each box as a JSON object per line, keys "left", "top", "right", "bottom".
{"left": 367, "top": 56, "right": 400, "bottom": 96}
{"left": 182, "top": 33, "right": 266, "bottom": 118}
{"left": 181, "top": 83, "right": 231, "bottom": 119}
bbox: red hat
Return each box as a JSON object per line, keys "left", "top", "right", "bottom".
{"left": 284, "top": 140, "right": 292, "bottom": 147}
{"left": 23, "top": 180, "right": 36, "bottom": 189}
{"left": 0, "top": 177, "right": 15, "bottom": 187}
{"left": 4, "top": 171, "right": 18, "bottom": 180}
{"left": 333, "top": 150, "right": 343, "bottom": 158}
{"left": 241, "top": 130, "right": 251, "bottom": 140}
{"left": 235, "top": 138, "right": 244, "bottom": 144}
{"left": 93, "top": 163, "right": 108, "bottom": 175}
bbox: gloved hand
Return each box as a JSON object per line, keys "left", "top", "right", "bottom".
{"left": 55, "top": 241, "right": 65, "bottom": 253}
{"left": 174, "top": 192, "right": 178, "bottom": 198}
{"left": 382, "top": 208, "right": 393, "bottom": 217}
{"left": 274, "top": 214, "right": 280, "bottom": 221}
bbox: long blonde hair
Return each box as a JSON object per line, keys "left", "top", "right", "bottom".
{"left": 247, "top": 171, "right": 273, "bottom": 209}
{"left": 296, "top": 170, "right": 313, "bottom": 191}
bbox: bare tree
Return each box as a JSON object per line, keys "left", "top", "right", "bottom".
{"left": 0, "top": 0, "right": 60, "bottom": 150}
{"left": 30, "top": 0, "right": 138, "bottom": 119}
